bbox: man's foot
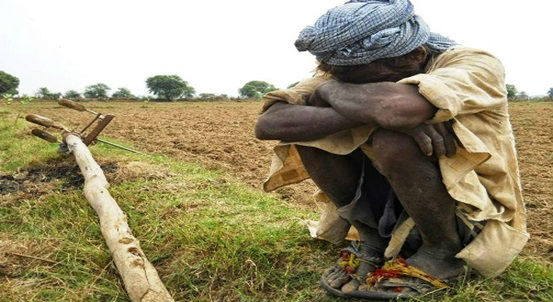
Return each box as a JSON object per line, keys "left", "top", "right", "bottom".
{"left": 322, "top": 242, "right": 384, "bottom": 293}
{"left": 405, "top": 248, "right": 466, "bottom": 280}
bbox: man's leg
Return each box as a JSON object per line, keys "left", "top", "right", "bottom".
{"left": 296, "top": 146, "right": 388, "bottom": 291}
{"left": 370, "top": 129, "right": 464, "bottom": 279}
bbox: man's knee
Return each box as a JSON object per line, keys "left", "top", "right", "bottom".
{"left": 296, "top": 145, "right": 325, "bottom": 162}
{"left": 370, "top": 129, "right": 421, "bottom": 176}
{"left": 296, "top": 145, "right": 364, "bottom": 170}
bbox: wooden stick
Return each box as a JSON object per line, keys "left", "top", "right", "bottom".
{"left": 8, "top": 252, "right": 58, "bottom": 264}
{"left": 64, "top": 134, "right": 174, "bottom": 302}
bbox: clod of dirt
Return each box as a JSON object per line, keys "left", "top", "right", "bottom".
{"left": 0, "top": 158, "right": 116, "bottom": 198}
{"left": 0, "top": 158, "right": 172, "bottom": 203}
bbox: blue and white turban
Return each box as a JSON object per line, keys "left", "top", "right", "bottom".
{"left": 295, "top": 0, "right": 456, "bottom": 65}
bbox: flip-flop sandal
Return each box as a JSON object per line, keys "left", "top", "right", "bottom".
{"left": 321, "top": 243, "right": 393, "bottom": 300}
{"left": 321, "top": 277, "right": 410, "bottom": 300}
{"left": 322, "top": 257, "right": 459, "bottom": 300}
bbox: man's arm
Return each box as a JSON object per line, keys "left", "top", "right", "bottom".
{"left": 255, "top": 102, "right": 363, "bottom": 142}
{"left": 312, "top": 80, "right": 457, "bottom": 157}
{"left": 314, "top": 80, "right": 437, "bottom": 130}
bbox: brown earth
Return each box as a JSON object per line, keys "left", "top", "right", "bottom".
{"left": 18, "top": 100, "right": 553, "bottom": 261}
{"left": 0, "top": 156, "right": 172, "bottom": 205}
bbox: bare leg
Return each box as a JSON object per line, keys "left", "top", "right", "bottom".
{"left": 371, "top": 129, "right": 464, "bottom": 279}
{"left": 296, "top": 146, "right": 388, "bottom": 291}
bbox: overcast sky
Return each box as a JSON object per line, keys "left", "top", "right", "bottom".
{"left": 1, "top": 0, "right": 551, "bottom": 97}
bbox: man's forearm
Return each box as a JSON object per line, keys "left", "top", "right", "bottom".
{"left": 255, "top": 102, "right": 364, "bottom": 142}
{"left": 318, "top": 81, "right": 437, "bottom": 130}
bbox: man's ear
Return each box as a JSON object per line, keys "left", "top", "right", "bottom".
{"left": 409, "top": 46, "right": 429, "bottom": 64}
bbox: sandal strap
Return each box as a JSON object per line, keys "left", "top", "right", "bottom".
{"left": 341, "top": 242, "right": 384, "bottom": 271}
{"left": 366, "top": 257, "right": 449, "bottom": 291}
{"left": 351, "top": 241, "right": 385, "bottom": 266}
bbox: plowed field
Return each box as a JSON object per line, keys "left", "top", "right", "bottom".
{"left": 23, "top": 100, "right": 553, "bottom": 261}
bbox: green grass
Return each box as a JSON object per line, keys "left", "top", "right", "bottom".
{"left": 0, "top": 105, "right": 552, "bottom": 302}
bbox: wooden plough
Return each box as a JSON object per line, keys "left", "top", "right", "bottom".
{"left": 26, "top": 100, "right": 174, "bottom": 302}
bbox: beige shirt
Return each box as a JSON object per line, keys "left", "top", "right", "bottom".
{"left": 260, "top": 47, "right": 529, "bottom": 277}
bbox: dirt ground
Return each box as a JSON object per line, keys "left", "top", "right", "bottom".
{"left": 20, "top": 100, "right": 553, "bottom": 261}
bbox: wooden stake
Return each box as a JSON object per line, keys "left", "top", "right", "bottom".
{"left": 64, "top": 134, "right": 174, "bottom": 302}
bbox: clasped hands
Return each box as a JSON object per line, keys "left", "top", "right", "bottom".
{"left": 306, "top": 81, "right": 458, "bottom": 158}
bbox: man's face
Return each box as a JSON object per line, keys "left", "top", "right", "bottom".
{"left": 335, "top": 60, "right": 422, "bottom": 84}
{"left": 330, "top": 47, "right": 429, "bottom": 84}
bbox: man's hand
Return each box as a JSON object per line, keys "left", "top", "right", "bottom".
{"left": 400, "top": 121, "right": 457, "bottom": 158}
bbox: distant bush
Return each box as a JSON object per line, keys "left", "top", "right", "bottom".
{"left": 36, "top": 87, "right": 61, "bottom": 100}
{"left": 64, "top": 90, "right": 82, "bottom": 99}
{"left": 239, "top": 81, "right": 277, "bottom": 99}
{"left": 198, "top": 93, "right": 230, "bottom": 101}
{"left": 84, "top": 83, "right": 111, "bottom": 99}
{"left": 509, "top": 96, "right": 551, "bottom": 102}
{"left": 111, "top": 87, "right": 135, "bottom": 99}
{"left": 0, "top": 71, "right": 19, "bottom": 95}
{"left": 506, "top": 84, "right": 517, "bottom": 99}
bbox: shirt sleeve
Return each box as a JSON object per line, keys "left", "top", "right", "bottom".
{"left": 398, "top": 48, "right": 507, "bottom": 123}
{"left": 261, "top": 75, "right": 330, "bottom": 112}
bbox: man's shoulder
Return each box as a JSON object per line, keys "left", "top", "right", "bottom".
{"left": 261, "top": 74, "right": 332, "bottom": 111}
{"left": 288, "top": 74, "right": 332, "bottom": 92}
{"left": 429, "top": 46, "right": 504, "bottom": 73}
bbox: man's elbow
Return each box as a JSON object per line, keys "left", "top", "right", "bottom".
{"left": 254, "top": 117, "right": 274, "bottom": 140}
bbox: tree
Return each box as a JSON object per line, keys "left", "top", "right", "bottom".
{"left": 64, "top": 90, "right": 82, "bottom": 99}
{"left": 239, "top": 81, "right": 277, "bottom": 99}
{"left": 199, "top": 93, "right": 217, "bottom": 100}
{"left": 146, "top": 75, "right": 195, "bottom": 100}
{"left": 36, "top": 87, "right": 61, "bottom": 100}
{"left": 84, "top": 83, "right": 111, "bottom": 99}
{"left": 112, "top": 87, "right": 135, "bottom": 99}
{"left": 506, "top": 84, "right": 517, "bottom": 99}
{"left": 517, "top": 91, "right": 529, "bottom": 100}
{"left": 0, "top": 71, "right": 19, "bottom": 95}
{"left": 548, "top": 87, "right": 553, "bottom": 100}
{"left": 198, "top": 93, "right": 229, "bottom": 101}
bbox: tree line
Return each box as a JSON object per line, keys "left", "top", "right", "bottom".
{"left": 506, "top": 84, "right": 553, "bottom": 101}
{"left": 0, "top": 71, "right": 279, "bottom": 101}
{"left": 2, "top": 70, "right": 552, "bottom": 102}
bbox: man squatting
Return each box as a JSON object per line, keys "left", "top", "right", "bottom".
{"left": 255, "top": 0, "right": 529, "bottom": 299}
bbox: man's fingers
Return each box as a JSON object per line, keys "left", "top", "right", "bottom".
{"left": 436, "top": 122, "right": 457, "bottom": 157}
{"left": 411, "top": 130, "right": 433, "bottom": 156}
{"left": 425, "top": 126, "right": 446, "bottom": 158}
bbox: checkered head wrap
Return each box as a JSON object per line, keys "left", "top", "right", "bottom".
{"left": 295, "top": 0, "right": 456, "bottom": 65}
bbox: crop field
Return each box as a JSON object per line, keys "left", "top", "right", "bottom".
{"left": 0, "top": 100, "right": 552, "bottom": 301}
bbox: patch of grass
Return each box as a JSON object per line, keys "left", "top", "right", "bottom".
{"left": 0, "top": 107, "right": 551, "bottom": 301}
{"left": 0, "top": 119, "right": 59, "bottom": 172}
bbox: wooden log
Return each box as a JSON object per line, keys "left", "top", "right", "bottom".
{"left": 64, "top": 134, "right": 174, "bottom": 302}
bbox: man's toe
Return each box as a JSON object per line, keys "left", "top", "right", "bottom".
{"left": 329, "top": 271, "right": 350, "bottom": 288}
{"left": 341, "top": 279, "right": 360, "bottom": 293}
{"left": 322, "top": 266, "right": 337, "bottom": 278}
{"left": 325, "top": 270, "right": 341, "bottom": 283}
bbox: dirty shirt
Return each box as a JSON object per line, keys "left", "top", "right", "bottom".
{"left": 260, "top": 47, "right": 529, "bottom": 278}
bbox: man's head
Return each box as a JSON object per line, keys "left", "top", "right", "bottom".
{"left": 318, "top": 45, "right": 431, "bottom": 83}
{"left": 295, "top": 0, "right": 455, "bottom": 83}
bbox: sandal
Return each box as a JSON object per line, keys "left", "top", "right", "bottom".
{"left": 322, "top": 257, "right": 460, "bottom": 300}
{"left": 320, "top": 242, "right": 386, "bottom": 298}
